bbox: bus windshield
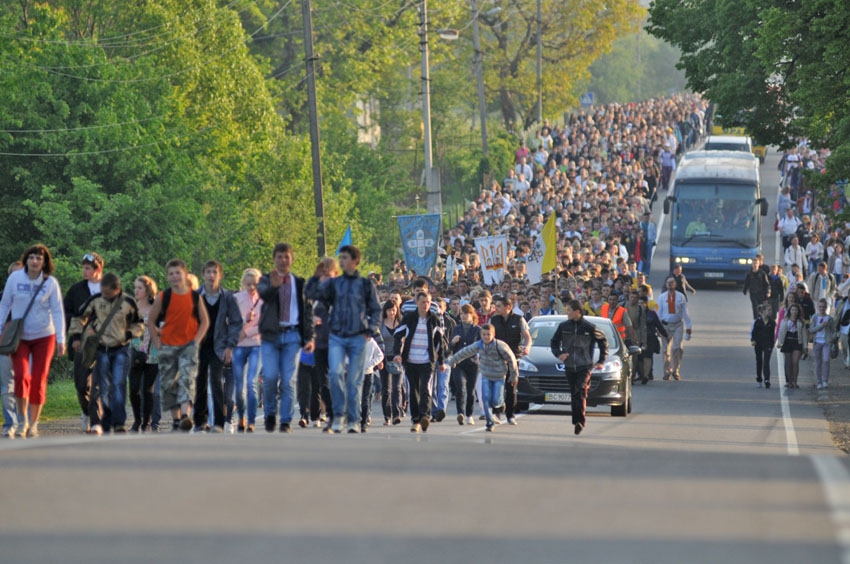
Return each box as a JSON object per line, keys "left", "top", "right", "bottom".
{"left": 671, "top": 184, "right": 759, "bottom": 247}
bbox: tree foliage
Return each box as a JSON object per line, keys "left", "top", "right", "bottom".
{"left": 647, "top": 0, "right": 850, "bottom": 186}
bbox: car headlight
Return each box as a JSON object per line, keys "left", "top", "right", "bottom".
{"left": 735, "top": 258, "right": 754, "bottom": 265}
{"left": 518, "top": 358, "right": 538, "bottom": 373}
{"left": 594, "top": 357, "right": 623, "bottom": 380}
{"left": 674, "top": 257, "right": 694, "bottom": 264}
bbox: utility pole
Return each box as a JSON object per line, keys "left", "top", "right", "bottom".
{"left": 536, "top": 0, "right": 542, "bottom": 125}
{"left": 419, "top": 0, "right": 441, "bottom": 215}
{"left": 302, "top": 0, "right": 326, "bottom": 257}
{"left": 471, "top": 0, "right": 488, "bottom": 156}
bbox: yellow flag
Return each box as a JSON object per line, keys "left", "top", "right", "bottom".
{"left": 541, "top": 212, "right": 558, "bottom": 274}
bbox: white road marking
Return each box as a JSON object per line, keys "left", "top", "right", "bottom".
{"left": 811, "top": 455, "right": 850, "bottom": 564}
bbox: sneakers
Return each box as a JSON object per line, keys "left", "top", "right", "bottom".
{"left": 264, "top": 416, "right": 276, "bottom": 433}
{"left": 314, "top": 420, "right": 323, "bottom": 428}
{"left": 392, "top": 417, "right": 402, "bottom": 425}
{"left": 758, "top": 382, "right": 763, "bottom": 388}
{"left": 673, "top": 373, "right": 681, "bottom": 381}
{"left": 80, "top": 414, "right": 90, "bottom": 433}
{"left": 2, "top": 427, "right": 14, "bottom": 439}
{"left": 507, "top": 416, "right": 518, "bottom": 426}
{"left": 486, "top": 423, "right": 494, "bottom": 432}
{"left": 246, "top": 424, "right": 255, "bottom": 433}
{"left": 411, "top": 423, "right": 421, "bottom": 433}
{"left": 212, "top": 425, "right": 224, "bottom": 434}
{"left": 360, "top": 423, "right": 368, "bottom": 433}
{"left": 130, "top": 422, "right": 141, "bottom": 433}
{"left": 347, "top": 423, "right": 359, "bottom": 434}
{"left": 817, "top": 383, "right": 824, "bottom": 390}
{"left": 765, "top": 381, "right": 771, "bottom": 389}
{"left": 457, "top": 413, "right": 465, "bottom": 425}
{"left": 298, "top": 418, "right": 308, "bottom": 428}
{"left": 419, "top": 415, "right": 430, "bottom": 433}
{"left": 467, "top": 416, "right": 475, "bottom": 425}
{"left": 238, "top": 419, "right": 246, "bottom": 433}
{"left": 15, "top": 421, "right": 28, "bottom": 438}
{"left": 574, "top": 422, "right": 584, "bottom": 435}
{"left": 224, "top": 422, "right": 233, "bottom": 434}
{"left": 331, "top": 419, "right": 343, "bottom": 434}
{"left": 491, "top": 413, "right": 502, "bottom": 425}
{"left": 434, "top": 409, "right": 446, "bottom": 422}
{"left": 824, "top": 382, "right": 829, "bottom": 389}
{"left": 180, "top": 416, "right": 193, "bottom": 432}
{"left": 26, "top": 422, "right": 39, "bottom": 438}
{"left": 279, "top": 423, "right": 292, "bottom": 434}
{"left": 91, "top": 424, "right": 104, "bottom": 436}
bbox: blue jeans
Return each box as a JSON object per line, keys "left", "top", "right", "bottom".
{"left": 431, "top": 365, "right": 451, "bottom": 416}
{"left": 233, "top": 346, "right": 261, "bottom": 425}
{"left": 262, "top": 331, "right": 301, "bottom": 423}
{"left": 480, "top": 377, "right": 505, "bottom": 427}
{"left": 0, "top": 354, "right": 17, "bottom": 431}
{"left": 95, "top": 346, "right": 130, "bottom": 430}
{"left": 328, "top": 334, "right": 367, "bottom": 424}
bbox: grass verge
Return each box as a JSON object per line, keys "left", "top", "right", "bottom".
{"left": 40, "top": 378, "right": 79, "bottom": 422}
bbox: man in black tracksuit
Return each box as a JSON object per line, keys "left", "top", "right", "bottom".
{"left": 490, "top": 294, "right": 531, "bottom": 425}
{"left": 550, "top": 299, "right": 608, "bottom": 435}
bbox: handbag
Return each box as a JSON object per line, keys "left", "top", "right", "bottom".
{"left": 80, "top": 297, "right": 126, "bottom": 369}
{"left": 0, "top": 276, "right": 48, "bottom": 355}
{"left": 131, "top": 349, "right": 148, "bottom": 369}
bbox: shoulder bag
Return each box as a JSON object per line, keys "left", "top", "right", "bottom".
{"left": 0, "top": 276, "right": 48, "bottom": 355}
{"left": 80, "top": 297, "right": 125, "bottom": 369}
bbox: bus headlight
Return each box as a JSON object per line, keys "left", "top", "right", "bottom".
{"left": 674, "top": 257, "right": 694, "bottom": 264}
{"left": 735, "top": 258, "right": 754, "bottom": 265}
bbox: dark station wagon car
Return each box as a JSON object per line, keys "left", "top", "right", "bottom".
{"left": 516, "top": 315, "right": 637, "bottom": 417}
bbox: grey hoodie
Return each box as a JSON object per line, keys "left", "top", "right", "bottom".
{"left": 445, "top": 338, "right": 518, "bottom": 383}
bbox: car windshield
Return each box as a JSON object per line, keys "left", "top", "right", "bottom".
{"left": 704, "top": 142, "right": 749, "bottom": 152}
{"left": 528, "top": 318, "right": 619, "bottom": 355}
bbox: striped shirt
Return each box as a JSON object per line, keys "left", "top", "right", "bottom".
{"left": 408, "top": 317, "right": 430, "bottom": 364}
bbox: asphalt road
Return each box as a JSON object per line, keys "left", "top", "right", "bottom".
{"left": 2, "top": 148, "right": 850, "bottom": 564}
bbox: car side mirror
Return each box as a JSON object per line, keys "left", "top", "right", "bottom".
{"left": 628, "top": 345, "right": 642, "bottom": 355}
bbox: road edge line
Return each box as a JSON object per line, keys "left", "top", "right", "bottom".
{"left": 811, "top": 455, "right": 850, "bottom": 564}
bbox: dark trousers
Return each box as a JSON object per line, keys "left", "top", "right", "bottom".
{"left": 313, "top": 348, "right": 332, "bottom": 421}
{"left": 749, "top": 294, "right": 767, "bottom": 320}
{"left": 361, "top": 372, "right": 374, "bottom": 426}
{"left": 566, "top": 368, "right": 592, "bottom": 426}
{"left": 129, "top": 362, "right": 158, "bottom": 428}
{"left": 297, "top": 362, "right": 323, "bottom": 421}
{"left": 72, "top": 350, "right": 91, "bottom": 416}
{"left": 504, "top": 379, "right": 518, "bottom": 417}
{"left": 452, "top": 364, "right": 478, "bottom": 417}
{"left": 194, "top": 346, "right": 225, "bottom": 428}
{"left": 379, "top": 366, "right": 403, "bottom": 420}
{"left": 404, "top": 362, "right": 433, "bottom": 424}
{"left": 755, "top": 344, "right": 772, "bottom": 383}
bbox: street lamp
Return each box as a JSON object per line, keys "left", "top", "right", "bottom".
{"left": 418, "top": 0, "right": 441, "bottom": 215}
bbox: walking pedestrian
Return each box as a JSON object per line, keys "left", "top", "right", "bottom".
{"left": 750, "top": 303, "right": 775, "bottom": 388}
{"left": 258, "top": 243, "right": 314, "bottom": 433}
{"left": 63, "top": 252, "right": 104, "bottom": 433}
{"left": 657, "top": 276, "right": 692, "bottom": 381}
{"left": 69, "top": 273, "right": 144, "bottom": 434}
{"left": 490, "top": 294, "right": 531, "bottom": 425}
{"left": 392, "top": 292, "right": 445, "bottom": 433}
{"left": 809, "top": 299, "right": 836, "bottom": 389}
{"left": 305, "top": 245, "right": 381, "bottom": 434}
{"left": 776, "top": 303, "right": 806, "bottom": 389}
{"left": 449, "top": 304, "right": 480, "bottom": 424}
{"left": 1, "top": 261, "right": 23, "bottom": 438}
{"left": 128, "top": 276, "right": 159, "bottom": 432}
{"left": 232, "top": 268, "right": 263, "bottom": 432}
{"left": 549, "top": 300, "right": 608, "bottom": 435}
{"left": 442, "top": 323, "right": 518, "bottom": 432}
{"left": 0, "top": 244, "right": 66, "bottom": 438}
{"left": 147, "top": 259, "right": 210, "bottom": 432}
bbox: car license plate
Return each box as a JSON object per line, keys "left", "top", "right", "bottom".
{"left": 545, "top": 392, "right": 571, "bottom": 402}
{"left": 704, "top": 272, "right": 724, "bottom": 278}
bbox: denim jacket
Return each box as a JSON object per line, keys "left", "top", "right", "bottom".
{"left": 304, "top": 272, "right": 382, "bottom": 339}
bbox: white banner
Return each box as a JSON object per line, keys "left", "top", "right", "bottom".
{"left": 474, "top": 235, "right": 508, "bottom": 287}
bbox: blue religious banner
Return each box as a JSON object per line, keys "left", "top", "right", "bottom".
{"left": 398, "top": 214, "right": 441, "bottom": 276}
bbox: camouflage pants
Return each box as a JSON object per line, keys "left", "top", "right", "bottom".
{"left": 159, "top": 342, "right": 198, "bottom": 411}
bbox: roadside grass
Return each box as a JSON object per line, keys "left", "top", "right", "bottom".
{"left": 41, "top": 378, "right": 78, "bottom": 422}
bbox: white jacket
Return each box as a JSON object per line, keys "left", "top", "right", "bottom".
{"left": 784, "top": 245, "right": 806, "bottom": 271}
{"left": 0, "top": 269, "right": 65, "bottom": 344}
